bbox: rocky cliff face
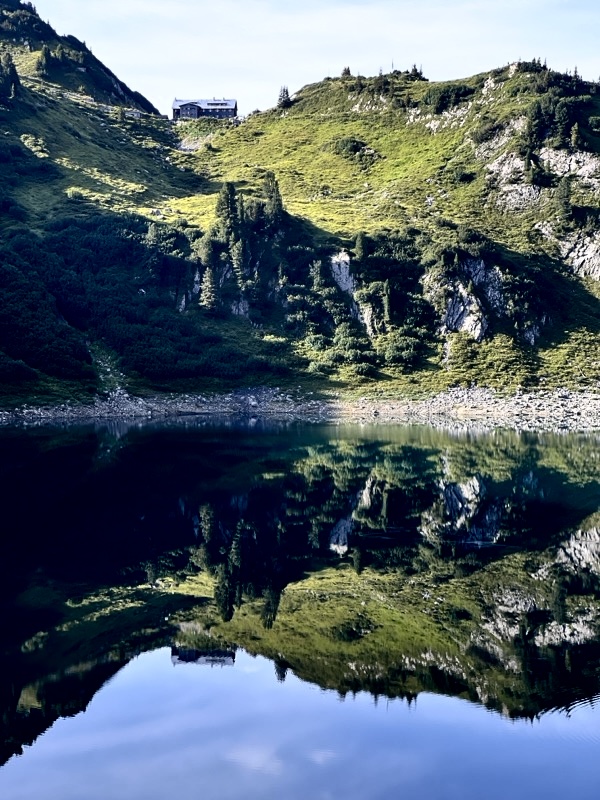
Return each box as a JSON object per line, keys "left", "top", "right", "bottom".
{"left": 422, "top": 256, "right": 544, "bottom": 345}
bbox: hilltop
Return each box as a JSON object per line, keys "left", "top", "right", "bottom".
{"left": 0, "top": 0, "right": 599, "bottom": 406}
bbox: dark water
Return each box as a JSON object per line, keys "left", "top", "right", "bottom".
{"left": 1, "top": 419, "right": 600, "bottom": 799}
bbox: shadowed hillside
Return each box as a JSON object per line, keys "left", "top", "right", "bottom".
{"left": 1, "top": 1, "right": 599, "bottom": 404}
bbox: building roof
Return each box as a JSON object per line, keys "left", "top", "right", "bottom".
{"left": 172, "top": 98, "right": 237, "bottom": 111}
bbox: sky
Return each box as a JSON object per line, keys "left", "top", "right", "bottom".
{"left": 31, "top": 0, "right": 600, "bottom": 116}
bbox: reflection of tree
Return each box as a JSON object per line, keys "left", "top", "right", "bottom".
{"left": 214, "top": 564, "right": 234, "bottom": 622}
{"left": 274, "top": 659, "right": 289, "bottom": 683}
{"left": 260, "top": 586, "right": 281, "bottom": 630}
{"left": 4, "top": 422, "right": 600, "bottom": 745}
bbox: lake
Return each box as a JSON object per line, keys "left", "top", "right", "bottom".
{"left": 1, "top": 419, "right": 599, "bottom": 799}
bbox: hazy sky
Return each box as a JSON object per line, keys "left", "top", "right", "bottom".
{"left": 32, "top": 0, "right": 599, "bottom": 116}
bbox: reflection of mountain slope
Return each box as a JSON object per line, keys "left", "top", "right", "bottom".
{"left": 1, "top": 423, "right": 600, "bottom": 754}
{"left": 0, "top": 657, "right": 126, "bottom": 767}
{"left": 198, "top": 547, "right": 600, "bottom": 719}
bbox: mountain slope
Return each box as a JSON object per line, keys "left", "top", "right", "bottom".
{"left": 0, "top": 1, "right": 599, "bottom": 405}
{"left": 1, "top": 0, "right": 158, "bottom": 111}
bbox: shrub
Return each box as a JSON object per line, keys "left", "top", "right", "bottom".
{"left": 471, "top": 121, "right": 503, "bottom": 144}
{"left": 589, "top": 116, "right": 600, "bottom": 133}
{"left": 324, "top": 137, "right": 380, "bottom": 168}
{"left": 423, "top": 83, "right": 474, "bottom": 114}
{"left": 351, "top": 362, "right": 376, "bottom": 378}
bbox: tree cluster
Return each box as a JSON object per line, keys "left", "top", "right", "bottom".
{"left": 195, "top": 173, "right": 286, "bottom": 316}
{"left": 423, "top": 82, "right": 474, "bottom": 114}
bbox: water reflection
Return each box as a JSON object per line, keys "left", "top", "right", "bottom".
{"left": 2, "top": 648, "right": 600, "bottom": 800}
{"left": 0, "top": 421, "right": 600, "bottom": 770}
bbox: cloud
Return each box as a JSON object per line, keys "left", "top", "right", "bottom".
{"left": 309, "top": 749, "right": 337, "bottom": 765}
{"left": 225, "top": 744, "right": 284, "bottom": 776}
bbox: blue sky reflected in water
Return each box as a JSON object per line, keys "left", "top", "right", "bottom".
{"left": 1, "top": 648, "right": 599, "bottom": 800}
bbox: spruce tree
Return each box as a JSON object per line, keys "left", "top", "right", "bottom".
{"left": 195, "top": 235, "right": 215, "bottom": 270}
{"left": 199, "top": 267, "right": 217, "bottom": 311}
{"left": 35, "top": 44, "right": 52, "bottom": 77}
{"left": 354, "top": 232, "right": 366, "bottom": 262}
{"left": 570, "top": 122, "right": 582, "bottom": 151}
{"left": 263, "top": 171, "right": 283, "bottom": 226}
{"left": 230, "top": 239, "right": 246, "bottom": 289}
{"left": 215, "top": 182, "right": 239, "bottom": 241}
{"left": 553, "top": 100, "right": 571, "bottom": 146}
{"left": 555, "top": 176, "right": 573, "bottom": 222}
{"left": 0, "top": 53, "right": 20, "bottom": 101}
{"left": 277, "top": 86, "right": 291, "bottom": 109}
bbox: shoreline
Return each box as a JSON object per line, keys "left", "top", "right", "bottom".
{"left": 2, "top": 386, "right": 600, "bottom": 434}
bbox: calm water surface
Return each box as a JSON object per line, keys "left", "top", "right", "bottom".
{"left": 1, "top": 419, "right": 599, "bottom": 799}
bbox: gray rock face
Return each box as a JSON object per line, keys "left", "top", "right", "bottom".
{"left": 534, "top": 614, "right": 598, "bottom": 647}
{"left": 535, "top": 222, "right": 600, "bottom": 281}
{"left": 357, "top": 301, "right": 382, "bottom": 338}
{"left": 330, "top": 251, "right": 355, "bottom": 294}
{"left": 540, "top": 146, "right": 600, "bottom": 185}
{"left": 424, "top": 258, "right": 508, "bottom": 343}
{"left": 463, "top": 258, "right": 508, "bottom": 318}
{"left": 330, "top": 251, "right": 384, "bottom": 338}
{"left": 424, "top": 257, "right": 546, "bottom": 345}
{"left": 443, "top": 284, "right": 489, "bottom": 341}
{"left": 560, "top": 231, "right": 600, "bottom": 281}
{"left": 496, "top": 183, "right": 542, "bottom": 212}
{"left": 231, "top": 297, "right": 250, "bottom": 317}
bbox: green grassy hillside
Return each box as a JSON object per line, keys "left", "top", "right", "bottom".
{"left": 0, "top": 0, "right": 599, "bottom": 404}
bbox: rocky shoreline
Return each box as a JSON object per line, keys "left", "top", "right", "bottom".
{"left": 2, "top": 386, "right": 600, "bottom": 434}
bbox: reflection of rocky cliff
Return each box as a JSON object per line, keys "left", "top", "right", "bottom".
{"left": 420, "top": 475, "right": 506, "bottom": 547}
{"left": 1, "top": 422, "right": 600, "bottom": 759}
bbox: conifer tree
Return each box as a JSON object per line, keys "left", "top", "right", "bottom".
{"left": 309, "top": 260, "right": 323, "bottom": 291}
{"left": 554, "top": 100, "right": 571, "bottom": 145}
{"left": 230, "top": 239, "right": 247, "bottom": 289}
{"left": 199, "top": 266, "right": 217, "bottom": 311}
{"left": 570, "top": 122, "right": 581, "bottom": 151}
{"left": 277, "top": 85, "right": 291, "bottom": 109}
{"left": 354, "top": 232, "right": 366, "bottom": 262}
{"left": 194, "top": 234, "right": 216, "bottom": 271}
{"left": 215, "top": 182, "right": 239, "bottom": 240}
{"left": 555, "top": 176, "right": 573, "bottom": 221}
{"left": 0, "top": 53, "right": 20, "bottom": 100}
{"left": 35, "top": 44, "right": 52, "bottom": 77}
{"left": 263, "top": 171, "right": 284, "bottom": 226}
{"left": 383, "top": 280, "right": 391, "bottom": 326}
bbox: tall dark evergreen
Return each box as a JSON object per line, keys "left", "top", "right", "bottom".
{"left": 263, "top": 171, "right": 283, "bottom": 226}
{"left": 215, "top": 182, "right": 239, "bottom": 241}
{"left": 0, "top": 52, "right": 20, "bottom": 101}
{"left": 277, "top": 85, "right": 291, "bottom": 109}
{"left": 354, "top": 232, "right": 366, "bottom": 262}
{"left": 35, "top": 44, "right": 52, "bottom": 77}
{"left": 199, "top": 266, "right": 217, "bottom": 311}
{"left": 555, "top": 176, "right": 573, "bottom": 221}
